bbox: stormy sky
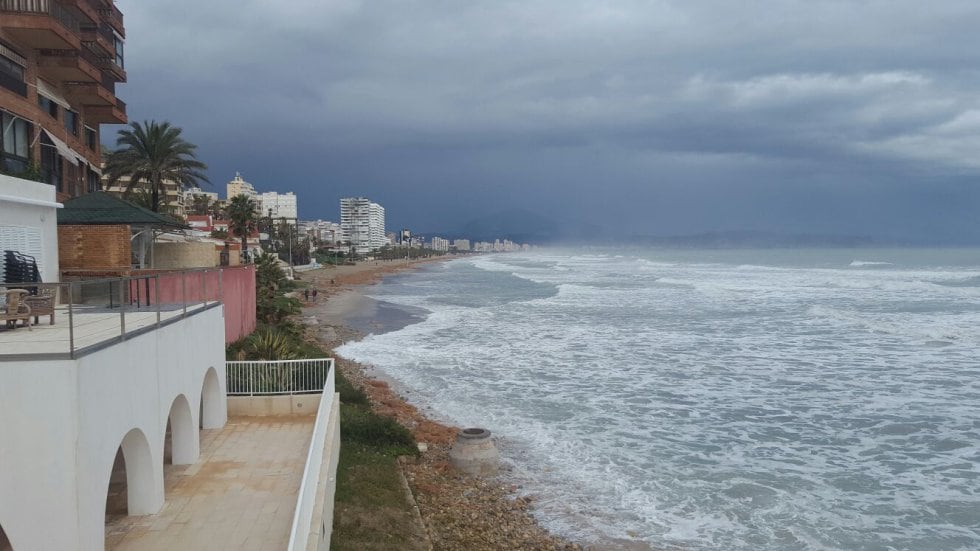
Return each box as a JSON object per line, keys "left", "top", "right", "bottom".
{"left": 114, "top": 1, "right": 980, "bottom": 243}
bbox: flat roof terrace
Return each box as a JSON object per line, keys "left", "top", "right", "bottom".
{"left": 106, "top": 416, "right": 316, "bottom": 551}
{"left": 1, "top": 270, "right": 223, "bottom": 359}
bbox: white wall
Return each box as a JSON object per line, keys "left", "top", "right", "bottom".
{"left": 0, "top": 307, "right": 227, "bottom": 550}
{"left": 0, "top": 174, "right": 61, "bottom": 283}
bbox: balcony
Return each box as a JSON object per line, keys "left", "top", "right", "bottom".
{"left": 79, "top": 20, "right": 115, "bottom": 55}
{"left": 84, "top": 94, "right": 125, "bottom": 123}
{"left": 95, "top": 2, "right": 123, "bottom": 37}
{"left": 0, "top": 0, "right": 83, "bottom": 50}
{"left": 0, "top": 269, "right": 223, "bottom": 359}
{"left": 37, "top": 46, "right": 102, "bottom": 82}
{"left": 65, "top": 79, "right": 114, "bottom": 105}
{"left": 97, "top": 53, "right": 126, "bottom": 82}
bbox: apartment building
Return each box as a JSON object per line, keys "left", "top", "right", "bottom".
{"left": 0, "top": 0, "right": 127, "bottom": 202}
{"left": 102, "top": 173, "right": 186, "bottom": 216}
{"left": 340, "top": 196, "right": 385, "bottom": 253}
{"left": 453, "top": 238, "right": 470, "bottom": 251}
{"left": 226, "top": 172, "right": 257, "bottom": 201}
{"left": 260, "top": 190, "right": 297, "bottom": 222}
{"left": 430, "top": 236, "right": 450, "bottom": 252}
{"left": 299, "top": 219, "right": 342, "bottom": 247}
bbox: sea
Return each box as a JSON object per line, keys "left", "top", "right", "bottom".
{"left": 335, "top": 248, "right": 980, "bottom": 550}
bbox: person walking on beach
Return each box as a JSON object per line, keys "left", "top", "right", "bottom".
{"left": 312, "top": 288, "right": 318, "bottom": 303}
{"left": 303, "top": 288, "right": 310, "bottom": 303}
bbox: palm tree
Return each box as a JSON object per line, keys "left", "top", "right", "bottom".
{"left": 104, "top": 120, "right": 209, "bottom": 212}
{"left": 188, "top": 194, "right": 213, "bottom": 216}
{"left": 226, "top": 194, "right": 258, "bottom": 263}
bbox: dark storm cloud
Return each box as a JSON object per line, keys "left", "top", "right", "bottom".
{"left": 114, "top": 0, "right": 980, "bottom": 242}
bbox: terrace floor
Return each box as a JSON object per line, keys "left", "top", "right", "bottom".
{"left": 0, "top": 303, "right": 211, "bottom": 357}
{"left": 106, "top": 415, "right": 315, "bottom": 551}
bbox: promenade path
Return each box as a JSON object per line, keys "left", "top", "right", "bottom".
{"left": 106, "top": 416, "right": 314, "bottom": 550}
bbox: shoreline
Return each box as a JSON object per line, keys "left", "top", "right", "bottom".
{"left": 299, "top": 257, "right": 588, "bottom": 550}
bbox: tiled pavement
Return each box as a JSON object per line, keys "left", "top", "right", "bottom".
{"left": 106, "top": 416, "right": 315, "bottom": 550}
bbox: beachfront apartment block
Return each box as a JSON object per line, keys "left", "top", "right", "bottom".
{"left": 300, "top": 219, "right": 343, "bottom": 247}
{"left": 430, "top": 236, "right": 450, "bottom": 252}
{"left": 453, "top": 239, "right": 471, "bottom": 251}
{"left": 226, "top": 171, "right": 258, "bottom": 201}
{"left": 0, "top": 0, "right": 127, "bottom": 203}
{"left": 260, "top": 190, "right": 297, "bottom": 223}
{"left": 340, "top": 196, "right": 386, "bottom": 253}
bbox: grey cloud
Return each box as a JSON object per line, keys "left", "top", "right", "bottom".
{"left": 113, "top": 0, "right": 980, "bottom": 242}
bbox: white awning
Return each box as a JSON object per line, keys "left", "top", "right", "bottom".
{"left": 40, "top": 129, "right": 80, "bottom": 166}
{"left": 87, "top": 163, "right": 102, "bottom": 176}
{"left": 36, "top": 79, "right": 72, "bottom": 110}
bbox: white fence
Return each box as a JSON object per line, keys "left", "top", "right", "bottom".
{"left": 287, "top": 364, "right": 339, "bottom": 551}
{"left": 226, "top": 358, "right": 333, "bottom": 396}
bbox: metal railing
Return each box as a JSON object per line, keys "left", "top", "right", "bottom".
{"left": 0, "top": 267, "right": 224, "bottom": 360}
{"left": 0, "top": 0, "right": 82, "bottom": 35}
{"left": 226, "top": 358, "right": 334, "bottom": 396}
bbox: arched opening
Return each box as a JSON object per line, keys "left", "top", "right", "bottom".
{"left": 103, "top": 428, "right": 158, "bottom": 518}
{"left": 165, "top": 394, "right": 198, "bottom": 465}
{"left": 1, "top": 522, "right": 13, "bottom": 551}
{"left": 199, "top": 367, "right": 224, "bottom": 429}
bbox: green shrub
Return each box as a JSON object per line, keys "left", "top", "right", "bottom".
{"left": 341, "top": 406, "right": 417, "bottom": 456}
{"left": 335, "top": 371, "right": 369, "bottom": 405}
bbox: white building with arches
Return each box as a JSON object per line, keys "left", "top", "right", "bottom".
{"left": 0, "top": 307, "right": 227, "bottom": 550}
{"left": 1, "top": 175, "right": 229, "bottom": 550}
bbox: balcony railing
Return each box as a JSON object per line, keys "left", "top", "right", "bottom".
{"left": 0, "top": 0, "right": 82, "bottom": 35}
{"left": 0, "top": 268, "right": 224, "bottom": 360}
{"left": 226, "top": 359, "right": 334, "bottom": 396}
{"left": 95, "top": 3, "right": 122, "bottom": 34}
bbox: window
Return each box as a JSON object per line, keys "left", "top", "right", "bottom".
{"left": 0, "top": 51, "right": 26, "bottom": 97}
{"left": 39, "top": 133, "right": 63, "bottom": 191}
{"left": 114, "top": 36, "right": 124, "bottom": 69}
{"left": 64, "top": 109, "right": 78, "bottom": 136}
{"left": 87, "top": 169, "right": 100, "bottom": 193}
{"left": 38, "top": 94, "right": 59, "bottom": 119}
{"left": 1, "top": 112, "right": 31, "bottom": 174}
{"left": 84, "top": 126, "right": 97, "bottom": 150}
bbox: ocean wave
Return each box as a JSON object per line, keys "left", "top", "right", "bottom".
{"left": 932, "top": 275, "right": 980, "bottom": 288}
{"left": 339, "top": 249, "right": 980, "bottom": 550}
{"left": 849, "top": 260, "right": 894, "bottom": 267}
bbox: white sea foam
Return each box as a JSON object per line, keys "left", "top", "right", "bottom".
{"left": 849, "top": 260, "right": 894, "bottom": 267}
{"left": 337, "top": 249, "right": 980, "bottom": 550}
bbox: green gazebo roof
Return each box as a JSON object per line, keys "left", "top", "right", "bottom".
{"left": 57, "top": 192, "right": 187, "bottom": 228}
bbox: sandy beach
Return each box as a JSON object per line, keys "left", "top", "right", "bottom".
{"left": 298, "top": 257, "right": 586, "bottom": 550}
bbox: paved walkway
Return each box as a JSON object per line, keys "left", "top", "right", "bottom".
{"left": 106, "top": 416, "right": 315, "bottom": 550}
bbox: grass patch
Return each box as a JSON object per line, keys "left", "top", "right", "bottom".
{"left": 332, "top": 378, "right": 422, "bottom": 549}
{"left": 341, "top": 405, "right": 418, "bottom": 456}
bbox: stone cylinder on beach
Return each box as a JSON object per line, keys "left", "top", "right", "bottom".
{"left": 449, "top": 427, "right": 499, "bottom": 475}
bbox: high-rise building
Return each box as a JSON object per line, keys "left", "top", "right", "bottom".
{"left": 0, "top": 0, "right": 128, "bottom": 202}
{"left": 430, "top": 237, "right": 450, "bottom": 252}
{"left": 260, "top": 191, "right": 297, "bottom": 222}
{"left": 340, "top": 197, "right": 385, "bottom": 253}
{"left": 453, "top": 239, "right": 471, "bottom": 251}
{"left": 226, "top": 172, "right": 257, "bottom": 201}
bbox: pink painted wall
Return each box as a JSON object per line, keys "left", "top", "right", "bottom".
{"left": 220, "top": 265, "right": 257, "bottom": 343}
{"left": 129, "top": 265, "right": 256, "bottom": 343}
